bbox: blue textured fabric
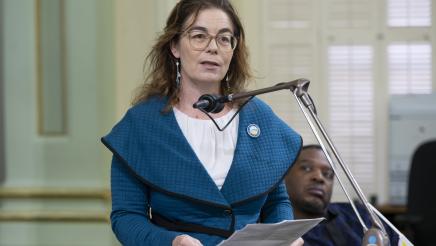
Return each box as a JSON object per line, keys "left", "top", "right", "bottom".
{"left": 102, "top": 96, "right": 302, "bottom": 246}
{"left": 302, "top": 203, "right": 400, "bottom": 246}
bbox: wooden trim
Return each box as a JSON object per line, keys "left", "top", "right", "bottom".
{"left": 0, "top": 188, "right": 111, "bottom": 222}
{"left": 376, "top": 204, "right": 407, "bottom": 215}
{"left": 0, "top": 187, "right": 110, "bottom": 200}
{"left": 0, "top": 211, "right": 109, "bottom": 222}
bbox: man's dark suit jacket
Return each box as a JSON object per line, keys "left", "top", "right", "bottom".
{"left": 302, "top": 203, "right": 399, "bottom": 246}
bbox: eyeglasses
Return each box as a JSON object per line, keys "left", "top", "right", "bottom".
{"left": 185, "top": 30, "right": 237, "bottom": 52}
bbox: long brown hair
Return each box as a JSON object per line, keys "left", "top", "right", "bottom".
{"left": 132, "top": 0, "right": 252, "bottom": 110}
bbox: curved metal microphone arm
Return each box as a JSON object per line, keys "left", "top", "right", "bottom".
{"left": 226, "top": 78, "right": 309, "bottom": 102}
{"left": 289, "top": 79, "right": 390, "bottom": 246}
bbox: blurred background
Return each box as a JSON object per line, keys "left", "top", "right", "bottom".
{"left": 1, "top": 0, "right": 435, "bottom": 245}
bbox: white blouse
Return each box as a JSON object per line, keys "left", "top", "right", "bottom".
{"left": 174, "top": 107, "right": 239, "bottom": 190}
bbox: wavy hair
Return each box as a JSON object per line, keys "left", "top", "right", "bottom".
{"left": 132, "top": 0, "right": 252, "bottom": 111}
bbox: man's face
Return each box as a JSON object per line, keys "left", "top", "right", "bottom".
{"left": 285, "top": 148, "right": 334, "bottom": 217}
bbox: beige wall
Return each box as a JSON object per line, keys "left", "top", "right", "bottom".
{"left": 114, "top": 0, "right": 178, "bottom": 118}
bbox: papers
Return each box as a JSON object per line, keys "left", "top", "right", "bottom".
{"left": 217, "top": 218, "right": 324, "bottom": 246}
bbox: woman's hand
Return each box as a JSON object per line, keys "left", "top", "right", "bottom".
{"left": 172, "top": 235, "right": 203, "bottom": 246}
{"left": 290, "top": 237, "right": 304, "bottom": 246}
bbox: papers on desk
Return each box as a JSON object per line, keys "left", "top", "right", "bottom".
{"left": 217, "top": 218, "right": 324, "bottom": 246}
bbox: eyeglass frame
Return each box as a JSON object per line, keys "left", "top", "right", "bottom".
{"left": 181, "top": 27, "right": 238, "bottom": 52}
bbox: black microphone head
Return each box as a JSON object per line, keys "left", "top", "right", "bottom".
{"left": 209, "top": 100, "right": 225, "bottom": 113}
{"left": 196, "top": 94, "right": 225, "bottom": 113}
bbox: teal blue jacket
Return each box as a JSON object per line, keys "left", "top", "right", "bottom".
{"left": 102, "top": 96, "right": 302, "bottom": 246}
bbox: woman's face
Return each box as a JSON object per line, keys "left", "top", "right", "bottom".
{"left": 171, "top": 8, "right": 235, "bottom": 92}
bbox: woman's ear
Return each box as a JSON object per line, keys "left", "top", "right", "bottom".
{"left": 170, "top": 41, "right": 180, "bottom": 58}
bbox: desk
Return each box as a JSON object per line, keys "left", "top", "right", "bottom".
{"left": 376, "top": 204, "right": 407, "bottom": 215}
{"left": 376, "top": 204, "right": 407, "bottom": 233}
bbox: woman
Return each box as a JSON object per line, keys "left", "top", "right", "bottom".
{"left": 102, "top": 0, "right": 303, "bottom": 245}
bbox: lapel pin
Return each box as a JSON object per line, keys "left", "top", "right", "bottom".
{"left": 247, "top": 124, "right": 260, "bottom": 138}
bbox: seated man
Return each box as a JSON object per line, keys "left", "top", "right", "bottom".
{"left": 285, "top": 144, "right": 399, "bottom": 246}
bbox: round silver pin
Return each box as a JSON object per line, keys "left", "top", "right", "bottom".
{"left": 247, "top": 124, "right": 260, "bottom": 138}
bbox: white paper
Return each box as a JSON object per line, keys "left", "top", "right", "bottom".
{"left": 217, "top": 218, "right": 324, "bottom": 246}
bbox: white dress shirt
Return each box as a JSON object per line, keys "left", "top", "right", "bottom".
{"left": 174, "top": 108, "right": 239, "bottom": 190}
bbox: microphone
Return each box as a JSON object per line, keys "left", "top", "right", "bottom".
{"left": 192, "top": 99, "right": 210, "bottom": 109}
{"left": 192, "top": 78, "right": 310, "bottom": 113}
{"left": 192, "top": 94, "right": 226, "bottom": 113}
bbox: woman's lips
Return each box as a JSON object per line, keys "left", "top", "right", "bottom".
{"left": 200, "top": 61, "right": 220, "bottom": 69}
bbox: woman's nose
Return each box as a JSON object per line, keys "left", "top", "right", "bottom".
{"left": 206, "top": 37, "right": 219, "bottom": 52}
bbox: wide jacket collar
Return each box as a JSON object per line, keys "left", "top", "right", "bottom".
{"left": 102, "top": 97, "right": 302, "bottom": 207}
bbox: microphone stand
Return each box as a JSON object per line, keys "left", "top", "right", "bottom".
{"left": 213, "top": 78, "right": 394, "bottom": 246}
{"left": 290, "top": 79, "right": 390, "bottom": 246}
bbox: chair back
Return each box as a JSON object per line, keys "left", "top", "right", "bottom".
{"left": 406, "top": 139, "right": 436, "bottom": 245}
